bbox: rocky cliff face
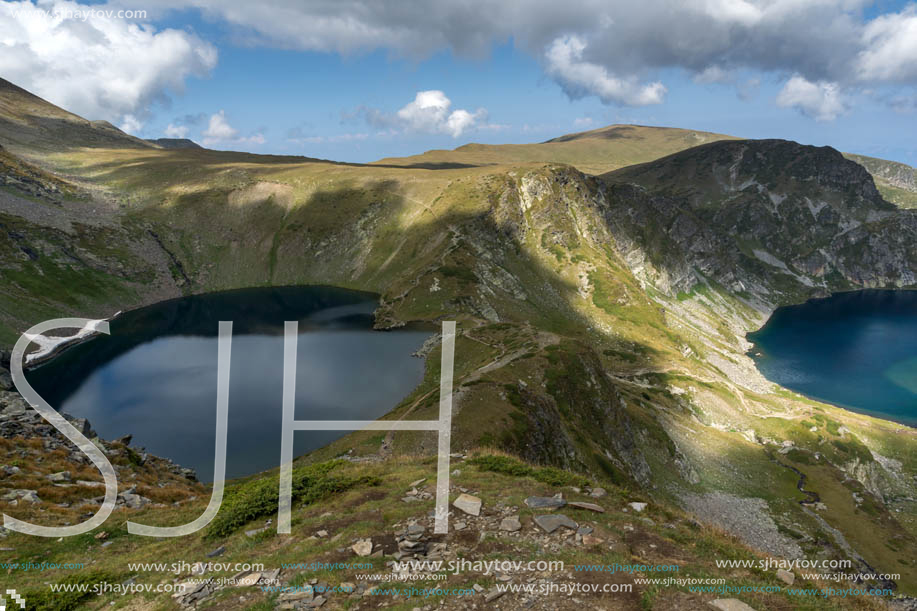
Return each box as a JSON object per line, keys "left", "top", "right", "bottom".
{"left": 602, "top": 140, "right": 917, "bottom": 308}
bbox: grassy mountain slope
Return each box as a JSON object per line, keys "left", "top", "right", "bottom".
{"left": 0, "top": 79, "right": 152, "bottom": 154}
{"left": 1, "top": 80, "right": 916, "bottom": 606}
{"left": 373, "top": 124, "right": 740, "bottom": 175}
{"left": 1, "top": 444, "right": 898, "bottom": 610}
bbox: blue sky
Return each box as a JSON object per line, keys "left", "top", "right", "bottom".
{"left": 2, "top": 0, "right": 917, "bottom": 165}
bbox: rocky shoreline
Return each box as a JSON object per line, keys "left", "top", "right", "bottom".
{"left": 0, "top": 348, "right": 198, "bottom": 513}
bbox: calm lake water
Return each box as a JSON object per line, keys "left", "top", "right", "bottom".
{"left": 748, "top": 290, "right": 917, "bottom": 426}
{"left": 25, "top": 286, "right": 431, "bottom": 481}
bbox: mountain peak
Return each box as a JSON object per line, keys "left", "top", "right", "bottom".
{"left": 0, "top": 77, "right": 152, "bottom": 154}
{"left": 608, "top": 137, "right": 892, "bottom": 211}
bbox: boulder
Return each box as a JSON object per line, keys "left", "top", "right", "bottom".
{"left": 352, "top": 538, "right": 373, "bottom": 556}
{"left": 0, "top": 391, "right": 27, "bottom": 415}
{"left": 65, "top": 417, "right": 95, "bottom": 438}
{"left": 533, "top": 514, "right": 578, "bottom": 534}
{"left": 524, "top": 495, "right": 566, "bottom": 510}
{"left": 776, "top": 569, "right": 795, "bottom": 585}
{"left": 453, "top": 493, "right": 482, "bottom": 516}
{"left": 499, "top": 516, "right": 522, "bottom": 532}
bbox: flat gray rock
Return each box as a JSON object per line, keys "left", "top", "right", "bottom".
{"left": 453, "top": 493, "right": 482, "bottom": 516}
{"left": 569, "top": 501, "right": 604, "bottom": 513}
{"left": 499, "top": 516, "right": 522, "bottom": 532}
{"left": 709, "top": 599, "right": 757, "bottom": 611}
{"left": 524, "top": 495, "right": 566, "bottom": 509}
{"left": 352, "top": 538, "right": 373, "bottom": 556}
{"left": 533, "top": 514, "right": 578, "bottom": 534}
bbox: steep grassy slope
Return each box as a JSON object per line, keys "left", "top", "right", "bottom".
{"left": 0, "top": 442, "right": 898, "bottom": 610}
{"left": 0, "top": 81, "right": 916, "bottom": 603}
{"left": 0, "top": 79, "right": 152, "bottom": 154}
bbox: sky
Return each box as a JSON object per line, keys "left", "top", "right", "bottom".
{"left": 1, "top": 0, "right": 917, "bottom": 165}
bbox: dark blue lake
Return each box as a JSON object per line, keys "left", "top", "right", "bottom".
{"left": 748, "top": 290, "right": 917, "bottom": 426}
{"left": 25, "top": 286, "right": 431, "bottom": 481}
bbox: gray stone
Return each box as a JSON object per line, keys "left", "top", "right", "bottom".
{"left": 0, "top": 391, "right": 27, "bottom": 415}
{"left": 568, "top": 501, "right": 604, "bottom": 513}
{"left": 278, "top": 586, "right": 314, "bottom": 602}
{"left": 533, "top": 514, "right": 578, "bottom": 534}
{"left": 484, "top": 588, "right": 505, "bottom": 603}
{"left": 499, "top": 516, "right": 522, "bottom": 532}
{"left": 206, "top": 545, "right": 226, "bottom": 558}
{"left": 524, "top": 495, "right": 566, "bottom": 509}
{"left": 453, "top": 493, "right": 482, "bottom": 516}
{"left": 47, "top": 471, "right": 71, "bottom": 483}
{"left": 628, "top": 502, "right": 648, "bottom": 512}
{"left": 352, "top": 538, "right": 373, "bottom": 556}
{"left": 2, "top": 489, "right": 39, "bottom": 503}
{"left": 589, "top": 487, "right": 607, "bottom": 498}
{"left": 68, "top": 418, "right": 95, "bottom": 438}
{"left": 120, "top": 493, "right": 147, "bottom": 509}
{"left": 776, "top": 569, "right": 795, "bottom": 585}
{"left": 709, "top": 599, "right": 757, "bottom": 611}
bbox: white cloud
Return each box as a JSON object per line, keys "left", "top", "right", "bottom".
{"left": 0, "top": 0, "right": 217, "bottom": 127}
{"left": 202, "top": 110, "right": 265, "bottom": 147}
{"left": 7, "top": 0, "right": 917, "bottom": 124}
{"left": 356, "top": 90, "right": 487, "bottom": 137}
{"left": 107, "top": 0, "right": 917, "bottom": 118}
{"left": 164, "top": 123, "right": 189, "bottom": 138}
{"left": 856, "top": 6, "right": 917, "bottom": 83}
{"left": 395, "top": 90, "right": 486, "bottom": 137}
{"left": 544, "top": 36, "right": 666, "bottom": 106}
{"left": 776, "top": 75, "right": 847, "bottom": 121}
{"left": 119, "top": 114, "right": 143, "bottom": 134}
{"left": 202, "top": 110, "right": 237, "bottom": 142}
{"left": 573, "top": 117, "right": 594, "bottom": 128}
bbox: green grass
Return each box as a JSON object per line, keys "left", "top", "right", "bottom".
{"left": 205, "top": 460, "right": 381, "bottom": 539}
{"left": 24, "top": 571, "right": 118, "bottom": 611}
{"left": 468, "top": 453, "right": 591, "bottom": 488}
